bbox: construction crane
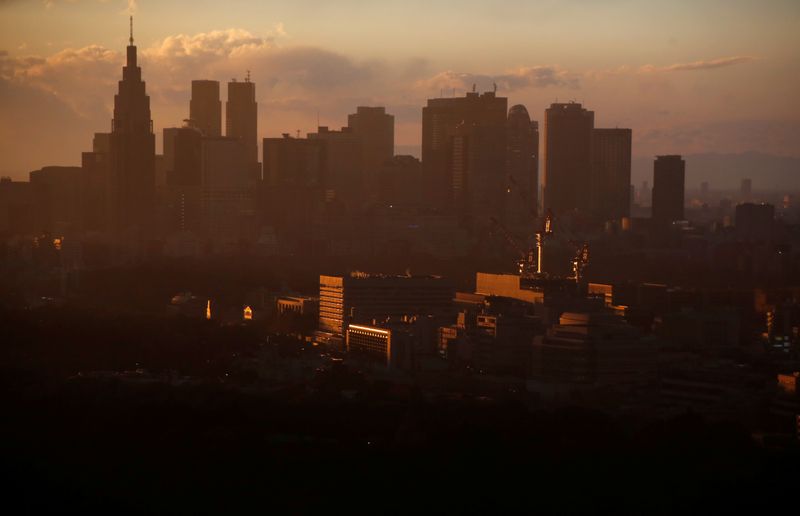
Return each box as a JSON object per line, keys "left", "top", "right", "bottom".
{"left": 570, "top": 241, "right": 590, "bottom": 283}
{"left": 534, "top": 209, "right": 554, "bottom": 274}
{"left": 491, "top": 207, "right": 589, "bottom": 282}
{"left": 489, "top": 216, "right": 534, "bottom": 276}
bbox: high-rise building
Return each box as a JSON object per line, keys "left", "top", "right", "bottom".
{"left": 263, "top": 134, "right": 324, "bottom": 188}
{"left": 163, "top": 126, "right": 202, "bottom": 233}
{"left": 506, "top": 105, "right": 538, "bottom": 229}
{"left": 639, "top": 180, "right": 651, "bottom": 207}
{"left": 531, "top": 312, "right": 654, "bottom": 386}
{"left": 226, "top": 78, "right": 258, "bottom": 168}
{"left": 109, "top": 18, "right": 155, "bottom": 236}
{"left": 741, "top": 178, "right": 752, "bottom": 200}
{"left": 0, "top": 177, "right": 47, "bottom": 236}
{"left": 543, "top": 102, "right": 594, "bottom": 216}
{"left": 261, "top": 134, "right": 325, "bottom": 241}
{"left": 347, "top": 106, "right": 394, "bottom": 173}
{"left": 735, "top": 202, "right": 775, "bottom": 241}
{"left": 378, "top": 155, "right": 423, "bottom": 206}
{"left": 422, "top": 91, "right": 508, "bottom": 216}
{"left": 29, "top": 166, "right": 84, "bottom": 233}
{"left": 652, "top": 155, "right": 685, "bottom": 224}
{"left": 307, "top": 126, "right": 363, "bottom": 209}
{"left": 201, "top": 136, "right": 257, "bottom": 242}
{"left": 591, "top": 128, "right": 632, "bottom": 222}
{"left": 190, "top": 80, "right": 221, "bottom": 137}
{"left": 80, "top": 133, "right": 111, "bottom": 232}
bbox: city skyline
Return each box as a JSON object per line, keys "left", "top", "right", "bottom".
{"left": 1, "top": 0, "right": 799, "bottom": 179}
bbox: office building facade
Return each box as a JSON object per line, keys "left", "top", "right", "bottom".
{"left": 226, "top": 78, "right": 258, "bottom": 168}
{"left": 543, "top": 102, "right": 594, "bottom": 216}
{"left": 652, "top": 155, "right": 685, "bottom": 224}
{"left": 190, "top": 80, "right": 222, "bottom": 137}
{"left": 591, "top": 128, "right": 632, "bottom": 222}
{"left": 319, "top": 273, "right": 454, "bottom": 337}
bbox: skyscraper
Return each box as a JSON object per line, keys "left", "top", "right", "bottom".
{"left": 741, "top": 178, "right": 752, "bottom": 201}
{"left": 652, "top": 155, "right": 685, "bottom": 224}
{"left": 190, "top": 80, "right": 221, "bottom": 137}
{"left": 506, "top": 105, "right": 538, "bottom": 229}
{"left": 163, "top": 126, "right": 202, "bottom": 233}
{"left": 109, "top": 17, "right": 155, "bottom": 236}
{"left": 591, "top": 128, "right": 632, "bottom": 222}
{"left": 421, "top": 90, "right": 507, "bottom": 222}
{"left": 307, "top": 126, "right": 363, "bottom": 210}
{"left": 226, "top": 78, "right": 258, "bottom": 168}
{"left": 543, "top": 102, "right": 594, "bottom": 216}
{"left": 261, "top": 134, "right": 325, "bottom": 242}
{"left": 201, "top": 136, "right": 257, "bottom": 241}
{"left": 347, "top": 106, "right": 394, "bottom": 172}
{"left": 81, "top": 133, "right": 111, "bottom": 232}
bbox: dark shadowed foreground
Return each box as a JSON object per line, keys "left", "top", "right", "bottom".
{"left": 1, "top": 306, "right": 798, "bottom": 514}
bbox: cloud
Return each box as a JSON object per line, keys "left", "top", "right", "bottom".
{"left": 639, "top": 55, "right": 756, "bottom": 73}
{"left": 415, "top": 66, "right": 578, "bottom": 94}
{"left": 0, "top": 26, "right": 791, "bottom": 180}
{"left": 145, "top": 29, "right": 275, "bottom": 62}
{"left": 1, "top": 45, "right": 118, "bottom": 118}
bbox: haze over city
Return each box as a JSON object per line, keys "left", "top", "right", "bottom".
{"left": 1, "top": 0, "right": 799, "bottom": 180}
{"left": 1, "top": 1, "right": 799, "bottom": 513}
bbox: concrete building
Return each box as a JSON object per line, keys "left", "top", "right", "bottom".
{"left": 531, "top": 311, "right": 655, "bottom": 386}
{"left": 652, "top": 155, "right": 685, "bottom": 224}
{"left": 475, "top": 272, "right": 543, "bottom": 304}
{"left": 543, "top": 102, "right": 594, "bottom": 216}
{"left": 591, "top": 128, "right": 632, "bottom": 222}
{"left": 190, "top": 80, "right": 221, "bottom": 137}
{"left": 319, "top": 272, "right": 454, "bottom": 337}
{"left": 346, "top": 324, "right": 394, "bottom": 367}
{"left": 277, "top": 296, "right": 318, "bottom": 316}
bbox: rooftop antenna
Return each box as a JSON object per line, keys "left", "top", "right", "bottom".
{"left": 129, "top": 16, "right": 134, "bottom": 45}
{"left": 245, "top": 70, "right": 251, "bottom": 82}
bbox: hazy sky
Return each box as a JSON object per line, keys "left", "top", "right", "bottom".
{"left": 1, "top": 0, "right": 799, "bottom": 178}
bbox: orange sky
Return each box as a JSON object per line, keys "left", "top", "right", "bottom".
{"left": 1, "top": 0, "right": 799, "bottom": 178}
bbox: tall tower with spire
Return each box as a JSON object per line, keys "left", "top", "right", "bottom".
{"left": 109, "top": 16, "right": 156, "bottom": 237}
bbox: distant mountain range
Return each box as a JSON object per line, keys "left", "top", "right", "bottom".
{"left": 632, "top": 152, "right": 800, "bottom": 191}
